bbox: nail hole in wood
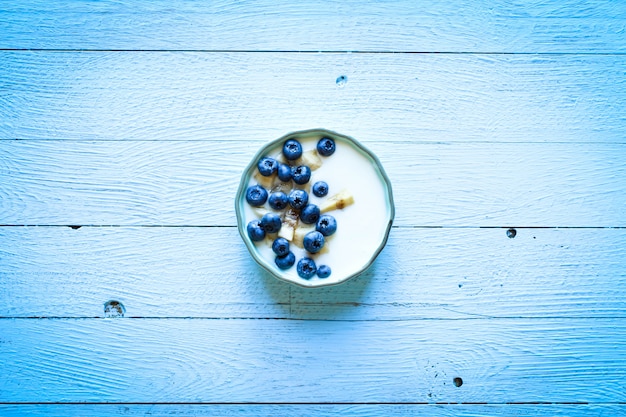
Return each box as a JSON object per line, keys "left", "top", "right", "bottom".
{"left": 453, "top": 377, "right": 463, "bottom": 387}
{"left": 104, "top": 300, "right": 125, "bottom": 318}
{"left": 506, "top": 228, "right": 517, "bottom": 238}
{"left": 336, "top": 75, "right": 348, "bottom": 87}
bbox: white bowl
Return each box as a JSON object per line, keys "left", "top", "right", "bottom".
{"left": 235, "top": 129, "right": 394, "bottom": 287}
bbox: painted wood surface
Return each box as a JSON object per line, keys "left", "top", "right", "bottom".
{"left": 1, "top": 0, "right": 625, "bottom": 53}
{"left": 1, "top": 227, "right": 624, "bottom": 319}
{"left": 1, "top": 0, "right": 625, "bottom": 414}
{"left": 1, "top": 318, "right": 625, "bottom": 403}
{"left": 2, "top": 404, "right": 625, "bottom": 417}
{"left": 2, "top": 141, "right": 624, "bottom": 227}
{"left": 1, "top": 52, "right": 625, "bottom": 143}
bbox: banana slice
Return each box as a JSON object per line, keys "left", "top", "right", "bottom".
{"left": 292, "top": 225, "right": 330, "bottom": 254}
{"left": 274, "top": 152, "right": 287, "bottom": 164}
{"left": 313, "top": 242, "right": 329, "bottom": 255}
{"left": 296, "top": 150, "right": 323, "bottom": 170}
{"left": 293, "top": 226, "right": 330, "bottom": 254}
{"left": 251, "top": 207, "right": 269, "bottom": 218}
{"left": 294, "top": 181, "right": 311, "bottom": 195}
{"left": 271, "top": 181, "right": 292, "bottom": 194}
{"left": 254, "top": 169, "right": 294, "bottom": 194}
{"left": 276, "top": 148, "right": 321, "bottom": 170}
{"left": 253, "top": 171, "right": 276, "bottom": 189}
{"left": 278, "top": 208, "right": 299, "bottom": 241}
{"left": 264, "top": 232, "right": 279, "bottom": 246}
{"left": 319, "top": 189, "right": 355, "bottom": 213}
{"left": 292, "top": 224, "right": 315, "bottom": 248}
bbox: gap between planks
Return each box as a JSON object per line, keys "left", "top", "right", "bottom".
{"left": 1, "top": 401, "right": 621, "bottom": 405}
{"left": 2, "top": 316, "right": 626, "bottom": 321}
{"left": 3, "top": 49, "right": 626, "bottom": 55}
{"left": 1, "top": 226, "right": 624, "bottom": 228}
{"left": 5, "top": 139, "right": 626, "bottom": 145}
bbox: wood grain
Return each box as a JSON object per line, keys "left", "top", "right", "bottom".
{"left": 3, "top": 2, "right": 625, "bottom": 413}
{"left": 1, "top": 227, "right": 624, "bottom": 319}
{"left": 1, "top": 404, "right": 624, "bottom": 416}
{"left": 2, "top": 141, "right": 624, "bottom": 227}
{"left": 1, "top": 318, "right": 624, "bottom": 403}
{"left": 2, "top": 52, "right": 625, "bottom": 143}
{"left": 1, "top": 0, "right": 625, "bottom": 52}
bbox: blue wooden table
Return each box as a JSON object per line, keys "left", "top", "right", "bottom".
{"left": 1, "top": 1, "right": 625, "bottom": 415}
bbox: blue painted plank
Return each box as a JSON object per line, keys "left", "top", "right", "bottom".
{"left": 1, "top": 227, "right": 624, "bottom": 319}
{"left": 0, "top": 404, "right": 624, "bottom": 417}
{"left": 1, "top": 52, "right": 624, "bottom": 142}
{"left": 0, "top": 0, "right": 625, "bottom": 52}
{"left": 0, "top": 318, "right": 624, "bottom": 402}
{"left": 2, "top": 141, "right": 624, "bottom": 227}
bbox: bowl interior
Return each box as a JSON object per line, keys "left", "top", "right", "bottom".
{"left": 236, "top": 129, "right": 394, "bottom": 287}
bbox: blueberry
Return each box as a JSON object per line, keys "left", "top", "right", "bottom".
{"left": 260, "top": 213, "right": 281, "bottom": 234}
{"left": 247, "top": 219, "right": 265, "bottom": 241}
{"left": 316, "top": 214, "right": 337, "bottom": 236}
{"left": 317, "top": 265, "right": 331, "bottom": 278}
{"left": 245, "top": 184, "right": 268, "bottom": 206}
{"left": 303, "top": 231, "right": 325, "bottom": 254}
{"left": 312, "top": 181, "right": 329, "bottom": 197}
{"left": 317, "top": 137, "right": 336, "bottom": 156}
{"left": 272, "top": 237, "right": 290, "bottom": 257}
{"left": 300, "top": 204, "right": 320, "bottom": 224}
{"left": 268, "top": 191, "right": 288, "bottom": 210}
{"left": 283, "top": 139, "right": 303, "bottom": 161}
{"left": 291, "top": 165, "right": 311, "bottom": 185}
{"left": 257, "top": 157, "right": 278, "bottom": 176}
{"left": 288, "top": 189, "right": 309, "bottom": 210}
{"left": 277, "top": 162, "right": 292, "bottom": 182}
{"left": 297, "top": 257, "right": 317, "bottom": 279}
{"left": 275, "top": 251, "right": 296, "bottom": 270}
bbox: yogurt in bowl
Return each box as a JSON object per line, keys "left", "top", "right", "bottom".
{"left": 235, "top": 129, "right": 394, "bottom": 287}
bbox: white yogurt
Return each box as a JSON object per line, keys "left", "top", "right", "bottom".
{"left": 242, "top": 134, "right": 392, "bottom": 286}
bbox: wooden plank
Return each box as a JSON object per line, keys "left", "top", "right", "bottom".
{"left": 2, "top": 141, "right": 624, "bottom": 227}
{"left": 1, "top": 52, "right": 625, "bottom": 143}
{"left": 1, "top": 227, "right": 624, "bottom": 319}
{"left": 0, "top": 226, "right": 290, "bottom": 319}
{"left": 1, "top": 1, "right": 625, "bottom": 52}
{"left": 1, "top": 404, "right": 624, "bottom": 416}
{"left": 0, "top": 318, "right": 624, "bottom": 402}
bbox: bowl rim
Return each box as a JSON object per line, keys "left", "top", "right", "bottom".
{"left": 235, "top": 128, "right": 395, "bottom": 288}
